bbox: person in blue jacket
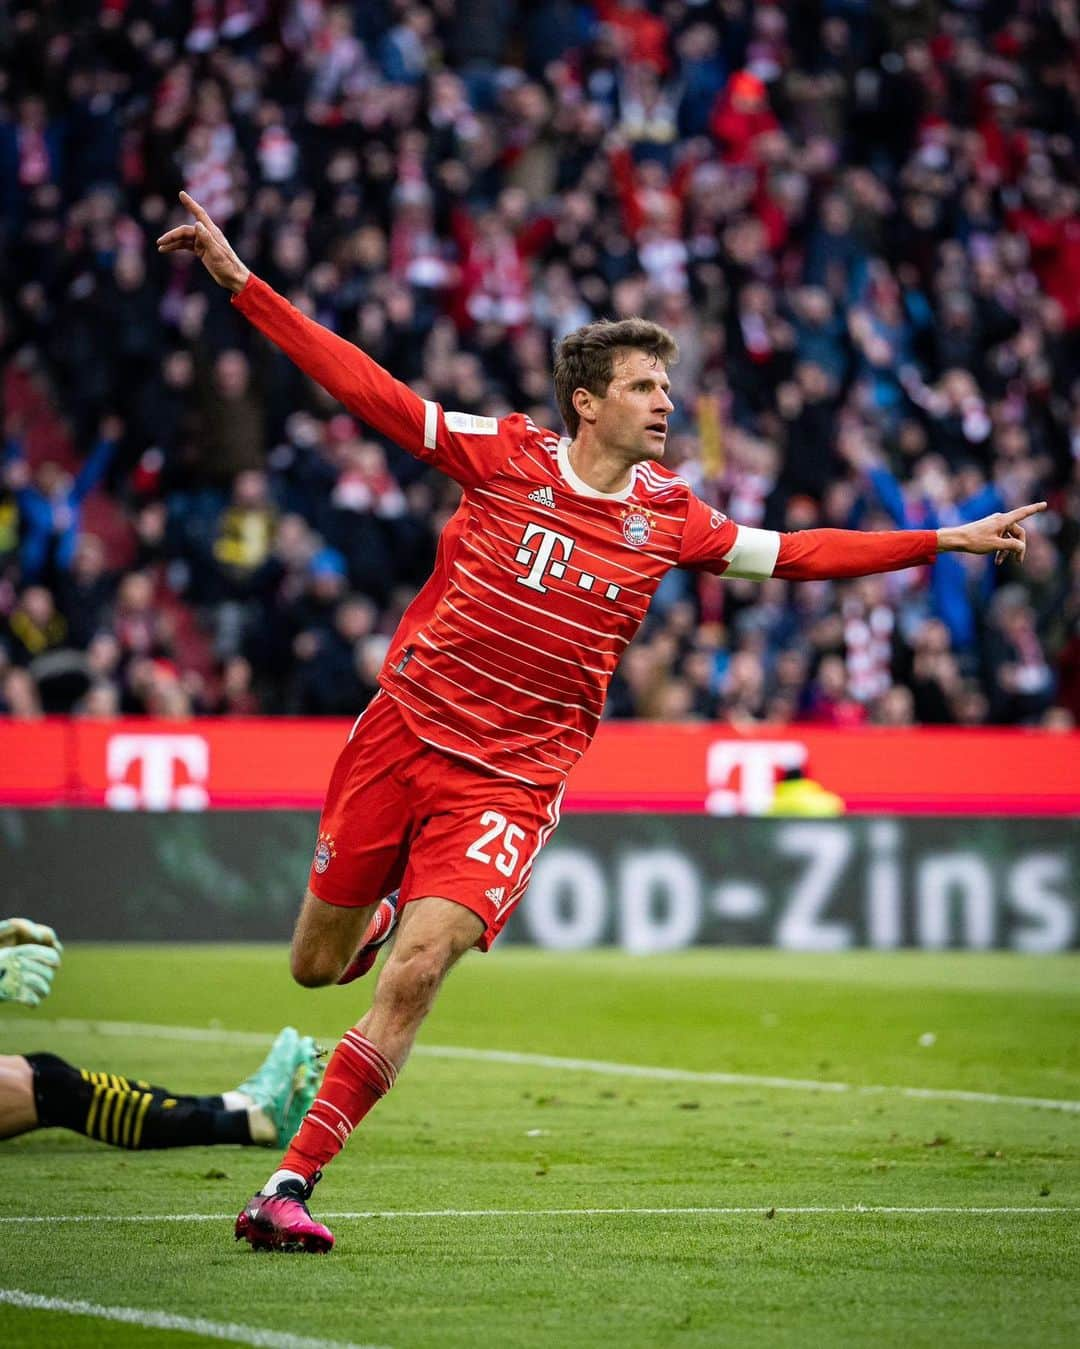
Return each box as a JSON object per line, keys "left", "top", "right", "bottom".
{"left": 3, "top": 417, "right": 121, "bottom": 584}
{"left": 865, "top": 455, "right": 1005, "bottom": 652}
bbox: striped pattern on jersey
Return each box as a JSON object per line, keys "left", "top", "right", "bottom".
{"left": 381, "top": 418, "right": 731, "bottom": 786}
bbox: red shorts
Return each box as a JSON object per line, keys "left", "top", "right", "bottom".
{"left": 307, "top": 692, "right": 564, "bottom": 950}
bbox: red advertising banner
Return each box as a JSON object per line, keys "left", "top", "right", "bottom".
{"left": 1, "top": 717, "right": 1077, "bottom": 815}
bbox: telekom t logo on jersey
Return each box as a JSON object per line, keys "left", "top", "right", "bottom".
{"left": 514, "top": 521, "right": 621, "bottom": 600}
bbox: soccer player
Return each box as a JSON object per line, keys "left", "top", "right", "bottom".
{"left": 158, "top": 192, "right": 1044, "bottom": 1253}
{"left": 0, "top": 917, "right": 324, "bottom": 1151}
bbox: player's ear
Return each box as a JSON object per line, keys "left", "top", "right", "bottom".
{"left": 573, "top": 387, "right": 599, "bottom": 426}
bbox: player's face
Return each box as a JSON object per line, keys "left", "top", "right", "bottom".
{"left": 594, "top": 350, "right": 674, "bottom": 463}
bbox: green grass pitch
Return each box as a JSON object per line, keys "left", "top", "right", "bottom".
{"left": 1, "top": 945, "right": 1078, "bottom": 1348}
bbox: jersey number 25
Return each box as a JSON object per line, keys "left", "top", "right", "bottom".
{"left": 466, "top": 811, "right": 525, "bottom": 877}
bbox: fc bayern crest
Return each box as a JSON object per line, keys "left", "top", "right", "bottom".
{"left": 313, "top": 832, "right": 336, "bottom": 874}
{"left": 621, "top": 509, "right": 653, "bottom": 547}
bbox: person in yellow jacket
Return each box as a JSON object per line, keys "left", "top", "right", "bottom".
{"left": 766, "top": 766, "right": 846, "bottom": 817}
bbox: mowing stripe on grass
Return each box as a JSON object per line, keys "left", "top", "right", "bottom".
{"left": 4, "top": 1015, "right": 1079, "bottom": 1115}
{"left": 0, "top": 1289, "right": 386, "bottom": 1349}
{"left": 0, "top": 1206, "right": 1076, "bottom": 1224}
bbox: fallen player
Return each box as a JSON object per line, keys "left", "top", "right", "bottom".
{"left": 0, "top": 917, "right": 322, "bottom": 1149}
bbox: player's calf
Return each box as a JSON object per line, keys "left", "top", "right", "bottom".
{"left": 357, "top": 897, "right": 485, "bottom": 1064}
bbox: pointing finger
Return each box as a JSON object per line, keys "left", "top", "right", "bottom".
{"left": 1004, "top": 502, "right": 1047, "bottom": 525}
{"left": 179, "top": 190, "right": 214, "bottom": 228}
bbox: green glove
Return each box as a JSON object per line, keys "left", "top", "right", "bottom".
{"left": 0, "top": 917, "right": 63, "bottom": 955}
{"left": 0, "top": 945, "right": 61, "bottom": 1006}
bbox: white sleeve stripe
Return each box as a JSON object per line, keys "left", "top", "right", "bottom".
{"left": 423, "top": 399, "right": 438, "bottom": 452}
{"left": 723, "top": 525, "right": 781, "bottom": 580}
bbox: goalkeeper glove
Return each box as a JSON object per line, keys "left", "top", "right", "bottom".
{"left": 0, "top": 944, "right": 61, "bottom": 1006}
{"left": 0, "top": 917, "right": 63, "bottom": 954}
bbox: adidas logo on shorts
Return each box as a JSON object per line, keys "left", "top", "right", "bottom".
{"left": 484, "top": 886, "right": 506, "bottom": 904}
{"left": 527, "top": 486, "right": 556, "bottom": 509}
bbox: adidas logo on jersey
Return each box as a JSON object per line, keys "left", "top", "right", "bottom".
{"left": 484, "top": 886, "right": 506, "bottom": 904}
{"left": 527, "top": 486, "right": 556, "bottom": 509}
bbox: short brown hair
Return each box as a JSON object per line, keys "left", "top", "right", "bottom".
{"left": 553, "top": 318, "right": 679, "bottom": 436}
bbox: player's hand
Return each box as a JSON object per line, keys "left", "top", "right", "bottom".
{"left": 0, "top": 944, "right": 61, "bottom": 1007}
{"left": 156, "top": 192, "right": 251, "bottom": 295}
{"left": 936, "top": 502, "right": 1047, "bottom": 565}
{"left": 0, "top": 917, "right": 63, "bottom": 954}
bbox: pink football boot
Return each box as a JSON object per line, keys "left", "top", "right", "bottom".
{"left": 235, "top": 1174, "right": 334, "bottom": 1254}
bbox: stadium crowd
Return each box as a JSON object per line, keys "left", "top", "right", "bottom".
{"left": 0, "top": 0, "right": 1078, "bottom": 727}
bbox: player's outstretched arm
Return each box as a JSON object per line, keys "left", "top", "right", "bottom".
{"left": 686, "top": 498, "right": 1048, "bottom": 583}
{"left": 936, "top": 502, "right": 1046, "bottom": 565}
{"left": 768, "top": 503, "right": 1044, "bottom": 582}
{"left": 157, "top": 193, "right": 454, "bottom": 471}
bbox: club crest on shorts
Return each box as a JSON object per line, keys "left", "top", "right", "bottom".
{"left": 621, "top": 507, "right": 654, "bottom": 547}
{"left": 313, "top": 832, "right": 336, "bottom": 874}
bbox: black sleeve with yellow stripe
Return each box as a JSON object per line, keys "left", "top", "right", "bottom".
{"left": 27, "top": 1053, "right": 252, "bottom": 1149}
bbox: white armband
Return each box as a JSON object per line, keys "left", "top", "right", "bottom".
{"left": 722, "top": 525, "right": 781, "bottom": 580}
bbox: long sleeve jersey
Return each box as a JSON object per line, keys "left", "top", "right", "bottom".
{"left": 234, "top": 276, "right": 938, "bottom": 786}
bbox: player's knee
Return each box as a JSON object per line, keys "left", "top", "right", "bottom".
{"left": 380, "top": 942, "right": 449, "bottom": 1017}
{"left": 289, "top": 945, "right": 341, "bottom": 988}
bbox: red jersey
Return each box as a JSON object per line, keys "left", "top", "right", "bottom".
{"left": 234, "top": 277, "right": 937, "bottom": 786}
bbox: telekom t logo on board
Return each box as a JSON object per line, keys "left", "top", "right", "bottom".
{"left": 705, "top": 740, "right": 808, "bottom": 816}
{"left": 105, "top": 735, "right": 210, "bottom": 811}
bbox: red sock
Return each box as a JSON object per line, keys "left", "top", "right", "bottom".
{"left": 281, "top": 1029, "right": 397, "bottom": 1179}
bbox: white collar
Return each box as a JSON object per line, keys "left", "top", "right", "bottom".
{"left": 556, "top": 437, "right": 637, "bottom": 501}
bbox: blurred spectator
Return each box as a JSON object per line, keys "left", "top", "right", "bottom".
{"left": 4, "top": 585, "right": 66, "bottom": 665}
{"left": 75, "top": 680, "right": 121, "bottom": 720}
{"left": 289, "top": 593, "right": 377, "bottom": 715}
{"left": 805, "top": 654, "right": 867, "bottom": 728}
{"left": 0, "top": 666, "right": 42, "bottom": 720}
{"left": 192, "top": 347, "right": 265, "bottom": 485}
{"left": 4, "top": 419, "right": 121, "bottom": 584}
{"left": 56, "top": 535, "right": 115, "bottom": 650}
{"left": 985, "top": 586, "right": 1056, "bottom": 724}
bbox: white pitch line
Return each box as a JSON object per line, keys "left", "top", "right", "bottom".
{"left": 418, "top": 1046, "right": 1080, "bottom": 1114}
{"left": 0, "top": 1016, "right": 269, "bottom": 1046}
{"left": 0, "top": 1289, "right": 386, "bottom": 1349}
{"left": 3, "top": 1016, "right": 1079, "bottom": 1114}
{"left": 0, "top": 1206, "right": 1076, "bottom": 1225}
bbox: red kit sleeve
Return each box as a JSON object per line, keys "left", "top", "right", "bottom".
{"left": 772, "top": 528, "right": 938, "bottom": 580}
{"left": 679, "top": 494, "right": 938, "bottom": 579}
{"left": 232, "top": 275, "right": 510, "bottom": 486}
